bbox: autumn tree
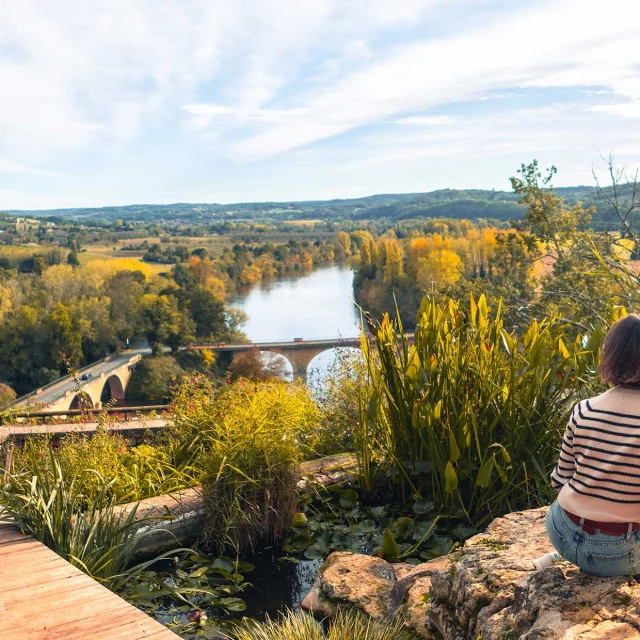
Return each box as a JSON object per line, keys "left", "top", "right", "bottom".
{"left": 336, "top": 231, "right": 351, "bottom": 257}
{"left": 416, "top": 249, "right": 463, "bottom": 290}
{"left": 0, "top": 383, "right": 16, "bottom": 408}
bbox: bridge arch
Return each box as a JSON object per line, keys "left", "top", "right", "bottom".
{"left": 100, "top": 375, "right": 125, "bottom": 404}
{"left": 307, "top": 346, "right": 364, "bottom": 390}
{"left": 69, "top": 392, "right": 94, "bottom": 410}
{"left": 230, "top": 349, "right": 294, "bottom": 381}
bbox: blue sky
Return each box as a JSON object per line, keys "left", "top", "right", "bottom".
{"left": 1, "top": 0, "right": 639, "bottom": 210}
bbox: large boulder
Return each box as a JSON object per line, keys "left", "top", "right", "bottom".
{"left": 300, "top": 551, "right": 449, "bottom": 637}
{"left": 428, "top": 506, "right": 640, "bottom": 639}
{"left": 302, "top": 507, "right": 640, "bottom": 639}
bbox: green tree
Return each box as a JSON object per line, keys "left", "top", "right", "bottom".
{"left": 48, "top": 303, "right": 83, "bottom": 369}
{"left": 511, "top": 161, "right": 618, "bottom": 328}
{"left": 67, "top": 250, "right": 80, "bottom": 267}
{"left": 103, "top": 270, "right": 145, "bottom": 346}
{"left": 180, "top": 286, "right": 227, "bottom": 340}
{"left": 126, "top": 356, "right": 186, "bottom": 403}
{"left": 32, "top": 256, "right": 46, "bottom": 275}
{"left": 140, "top": 294, "right": 194, "bottom": 353}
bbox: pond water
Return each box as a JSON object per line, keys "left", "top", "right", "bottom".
{"left": 228, "top": 265, "right": 361, "bottom": 385}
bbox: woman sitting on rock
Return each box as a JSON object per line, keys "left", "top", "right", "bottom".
{"left": 547, "top": 314, "right": 640, "bottom": 577}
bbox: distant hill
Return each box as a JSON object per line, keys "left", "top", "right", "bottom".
{"left": 3, "top": 184, "right": 630, "bottom": 227}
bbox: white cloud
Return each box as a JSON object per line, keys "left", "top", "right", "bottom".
{"left": 2, "top": 0, "right": 640, "bottom": 207}
{"left": 592, "top": 102, "right": 640, "bottom": 118}
{"left": 396, "top": 115, "right": 458, "bottom": 126}
{"left": 0, "top": 159, "right": 64, "bottom": 179}
{"left": 230, "top": 0, "right": 640, "bottom": 160}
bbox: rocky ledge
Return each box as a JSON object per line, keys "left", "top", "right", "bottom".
{"left": 302, "top": 507, "right": 640, "bottom": 639}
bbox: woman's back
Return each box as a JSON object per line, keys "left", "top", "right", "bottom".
{"left": 554, "top": 387, "right": 640, "bottom": 523}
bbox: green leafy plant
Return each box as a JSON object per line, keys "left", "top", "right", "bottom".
{"left": 0, "top": 450, "right": 165, "bottom": 589}
{"left": 12, "top": 427, "right": 198, "bottom": 504}
{"left": 122, "top": 553, "right": 253, "bottom": 635}
{"left": 284, "top": 484, "right": 465, "bottom": 564}
{"left": 358, "top": 294, "right": 604, "bottom": 527}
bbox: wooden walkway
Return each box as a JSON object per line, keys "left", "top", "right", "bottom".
{"left": 0, "top": 520, "right": 180, "bottom": 640}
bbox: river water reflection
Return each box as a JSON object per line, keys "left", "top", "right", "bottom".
{"left": 228, "top": 265, "right": 361, "bottom": 382}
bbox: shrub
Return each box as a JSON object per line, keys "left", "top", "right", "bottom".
{"left": 12, "top": 427, "right": 195, "bottom": 503}
{"left": 0, "top": 452, "right": 148, "bottom": 588}
{"left": 229, "top": 608, "right": 415, "bottom": 640}
{"left": 127, "top": 356, "right": 186, "bottom": 403}
{"left": 359, "top": 294, "right": 604, "bottom": 527}
{"left": 0, "top": 382, "right": 16, "bottom": 408}
{"left": 171, "top": 376, "right": 319, "bottom": 554}
{"left": 307, "top": 348, "right": 366, "bottom": 456}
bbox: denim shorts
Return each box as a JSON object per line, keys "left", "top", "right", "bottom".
{"left": 546, "top": 500, "right": 640, "bottom": 577}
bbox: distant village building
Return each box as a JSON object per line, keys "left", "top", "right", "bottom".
{"left": 14, "top": 218, "right": 55, "bottom": 231}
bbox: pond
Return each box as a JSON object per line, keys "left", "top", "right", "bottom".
{"left": 126, "top": 486, "right": 472, "bottom": 639}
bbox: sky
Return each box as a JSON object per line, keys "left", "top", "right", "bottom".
{"left": 1, "top": 0, "right": 640, "bottom": 210}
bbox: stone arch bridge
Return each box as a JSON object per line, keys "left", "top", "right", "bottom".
{"left": 12, "top": 336, "right": 388, "bottom": 412}
{"left": 12, "top": 352, "right": 142, "bottom": 412}
{"left": 188, "top": 337, "right": 364, "bottom": 380}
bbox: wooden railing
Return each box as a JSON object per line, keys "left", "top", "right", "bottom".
{"left": 0, "top": 405, "right": 169, "bottom": 425}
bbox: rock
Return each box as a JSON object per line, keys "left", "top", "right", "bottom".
{"left": 429, "top": 506, "right": 640, "bottom": 639}
{"left": 301, "top": 551, "right": 448, "bottom": 638}
{"left": 299, "top": 582, "right": 335, "bottom": 617}
{"left": 303, "top": 507, "right": 640, "bottom": 639}
{"left": 311, "top": 552, "right": 398, "bottom": 619}
{"left": 398, "top": 558, "right": 450, "bottom": 638}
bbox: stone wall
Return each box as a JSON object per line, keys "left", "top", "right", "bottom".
{"left": 119, "top": 453, "right": 357, "bottom": 556}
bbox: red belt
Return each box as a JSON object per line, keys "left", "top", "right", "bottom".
{"left": 564, "top": 509, "right": 640, "bottom": 536}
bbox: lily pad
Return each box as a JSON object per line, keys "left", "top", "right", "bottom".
{"left": 339, "top": 489, "right": 359, "bottom": 508}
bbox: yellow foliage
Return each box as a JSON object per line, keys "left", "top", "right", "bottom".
{"left": 201, "top": 349, "right": 216, "bottom": 367}
{"left": 336, "top": 231, "right": 351, "bottom": 256}
{"left": 81, "top": 258, "right": 156, "bottom": 283}
{"left": 0, "top": 285, "right": 13, "bottom": 321}
{"left": 416, "top": 249, "right": 464, "bottom": 289}
{"left": 378, "top": 238, "right": 404, "bottom": 283}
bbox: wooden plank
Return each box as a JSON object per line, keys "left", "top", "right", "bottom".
{"left": 0, "top": 520, "right": 179, "bottom": 640}
{"left": 0, "top": 418, "right": 169, "bottom": 443}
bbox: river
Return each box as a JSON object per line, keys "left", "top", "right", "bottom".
{"left": 228, "top": 265, "right": 361, "bottom": 383}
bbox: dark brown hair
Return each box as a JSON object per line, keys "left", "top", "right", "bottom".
{"left": 600, "top": 314, "right": 640, "bottom": 385}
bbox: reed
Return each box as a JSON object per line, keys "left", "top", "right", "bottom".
{"left": 358, "top": 294, "right": 604, "bottom": 526}
{"left": 171, "top": 376, "right": 319, "bottom": 555}
{"left": 229, "top": 608, "right": 415, "bottom": 640}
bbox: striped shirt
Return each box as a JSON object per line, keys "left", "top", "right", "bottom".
{"left": 553, "top": 387, "right": 640, "bottom": 523}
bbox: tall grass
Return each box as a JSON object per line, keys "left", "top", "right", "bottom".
{"left": 229, "top": 609, "right": 415, "bottom": 640}
{"left": 358, "top": 294, "right": 604, "bottom": 526}
{"left": 171, "top": 376, "right": 319, "bottom": 555}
